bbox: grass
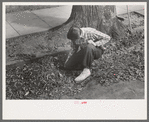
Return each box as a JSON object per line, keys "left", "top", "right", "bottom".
{"left": 6, "top": 5, "right": 60, "bottom": 13}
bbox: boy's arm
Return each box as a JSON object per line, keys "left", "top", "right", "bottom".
{"left": 71, "top": 41, "right": 80, "bottom": 52}
{"left": 87, "top": 36, "right": 110, "bottom": 47}
{"left": 92, "top": 29, "right": 111, "bottom": 46}
{"left": 87, "top": 40, "right": 96, "bottom": 46}
{"left": 95, "top": 38, "right": 110, "bottom": 47}
{"left": 65, "top": 41, "right": 79, "bottom": 64}
{"left": 64, "top": 42, "right": 75, "bottom": 64}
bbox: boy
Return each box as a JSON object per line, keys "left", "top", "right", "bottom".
{"left": 64, "top": 26, "right": 111, "bottom": 83}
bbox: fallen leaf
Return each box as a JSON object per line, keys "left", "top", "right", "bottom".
{"left": 51, "top": 73, "right": 55, "bottom": 77}
{"left": 58, "top": 72, "right": 63, "bottom": 78}
{"left": 24, "top": 91, "right": 29, "bottom": 96}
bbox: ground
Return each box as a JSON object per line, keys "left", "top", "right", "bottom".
{"left": 6, "top": 12, "right": 145, "bottom": 99}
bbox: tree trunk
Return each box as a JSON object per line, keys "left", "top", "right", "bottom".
{"left": 65, "top": 5, "right": 126, "bottom": 39}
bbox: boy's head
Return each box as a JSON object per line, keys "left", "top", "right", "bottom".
{"left": 67, "top": 26, "right": 81, "bottom": 41}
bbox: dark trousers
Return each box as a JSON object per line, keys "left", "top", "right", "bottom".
{"left": 64, "top": 44, "right": 104, "bottom": 70}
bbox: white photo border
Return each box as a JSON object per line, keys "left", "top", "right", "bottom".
{"left": 2, "top": 2, "right": 147, "bottom": 120}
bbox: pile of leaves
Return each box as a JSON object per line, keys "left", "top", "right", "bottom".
{"left": 6, "top": 29, "right": 144, "bottom": 99}
{"left": 6, "top": 52, "right": 81, "bottom": 99}
{"left": 92, "top": 31, "right": 144, "bottom": 86}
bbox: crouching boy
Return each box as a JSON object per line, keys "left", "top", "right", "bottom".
{"left": 64, "top": 26, "right": 111, "bottom": 83}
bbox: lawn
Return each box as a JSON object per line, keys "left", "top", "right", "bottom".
{"left": 6, "top": 5, "right": 60, "bottom": 13}
{"left": 6, "top": 12, "right": 145, "bottom": 99}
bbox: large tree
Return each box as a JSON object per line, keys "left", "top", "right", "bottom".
{"left": 63, "top": 5, "right": 126, "bottom": 39}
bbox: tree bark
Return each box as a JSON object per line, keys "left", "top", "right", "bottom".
{"left": 65, "top": 5, "right": 126, "bottom": 39}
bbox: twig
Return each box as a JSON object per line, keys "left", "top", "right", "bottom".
{"left": 127, "top": 5, "right": 132, "bottom": 32}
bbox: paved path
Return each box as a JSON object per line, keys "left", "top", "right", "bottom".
{"left": 6, "top": 5, "right": 144, "bottom": 39}
{"left": 6, "top": 5, "right": 72, "bottom": 38}
{"left": 116, "top": 5, "right": 144, "bottom": 15}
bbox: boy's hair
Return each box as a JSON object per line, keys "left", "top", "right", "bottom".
{"left": 67, "top": 26, "right": 81, "bottom": 40}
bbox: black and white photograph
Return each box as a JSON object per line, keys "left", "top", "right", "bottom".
{"left": 2, "top": 2, "right": 147, "bottom": 120}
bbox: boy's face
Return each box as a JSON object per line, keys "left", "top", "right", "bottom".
{"left": 72, "top": 36, "right": 86, "bottom": 46}
{"left": 71, "top": 39, "right": 79, "bottom": 45}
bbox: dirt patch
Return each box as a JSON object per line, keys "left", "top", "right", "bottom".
{"left": 73, "top": 80, "right": 144, "bottom": 99}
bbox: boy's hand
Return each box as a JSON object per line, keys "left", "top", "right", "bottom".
{"left": 95, "top": 41, "right": 102, "bottom": 46}
{"left": 88, "top": 40, "right": 96, "bottom": 46}
{"left": 95, "top": 39, "right": 109, "bottom": 47}
{"left": 76, "top": 46, "right": 81, "bottom": 53}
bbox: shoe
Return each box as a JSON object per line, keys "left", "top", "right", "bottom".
{"left": 75, "top": 68, "right": 91, "bottom": 83}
